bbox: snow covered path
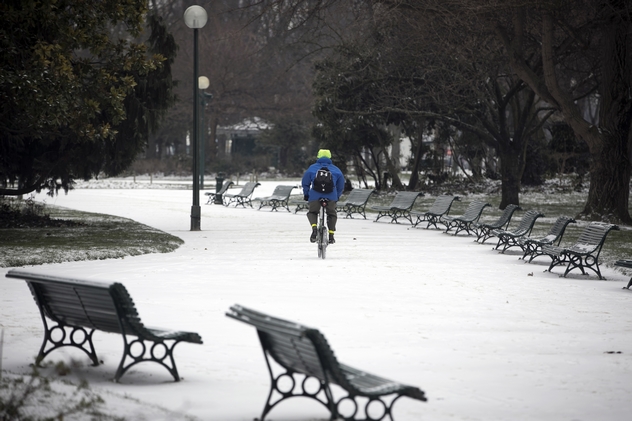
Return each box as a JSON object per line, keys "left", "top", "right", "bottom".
{"left": 2, "top": 185, "right": 632, "bottom": 420}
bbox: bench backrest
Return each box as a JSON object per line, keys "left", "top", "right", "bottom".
{"left": 226, "top": 305, "right": 354, "bottom": 391}
{"left": 389, "top": 191, "right": 423, "bottom": 210}
{"left": 217, "top": 181, "right": 234, "bottom": 195}
{"left": 270, "top": 185, "right": 295, "bottom": 199}
{"left": 344, "top": 188, "right": 375, "bottom": 205}
{"left": 460, "top": 200, "right": 491, "bottom": 221}
{"left": 6, "top": 270, "right": 145, "bottom": 337}
{"left": 427, "top": 194, "right": 460, "bottom": 214}
{"left": 569, "top": 222, "right": 619, "bottom": 252}
{"left": 235, "top": 182, "right": 260, "bottom": 196}
{"left": 509, "top": 210, "right": 544, "bottom": 235}
{"left": 485, "top": 204, "right": 521, "bottom": 228}
{"left": 539, "top": 216, "right": 576, "bottom": 243}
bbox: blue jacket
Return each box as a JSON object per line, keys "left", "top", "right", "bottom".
{"left": 302, "top": 158, "right": 345, "bottom": 202}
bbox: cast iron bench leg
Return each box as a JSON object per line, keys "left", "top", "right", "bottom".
{"left": 114, "top": 336, "right": 184, "bottom": 382}
{"left": 36, "top": 320, "right": 99, "bottom": 367}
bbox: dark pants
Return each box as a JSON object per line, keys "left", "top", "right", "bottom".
{"left": 307, "top": 200, "right": 337, "bottom": 232}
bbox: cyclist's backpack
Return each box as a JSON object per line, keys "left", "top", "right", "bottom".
{"left": 313, "top": 166, "right": 334, "bottom": 193}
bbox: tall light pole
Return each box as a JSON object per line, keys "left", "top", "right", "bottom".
{"left": 198, "top": 76, "right": 212, "bottom": 190}
{"left": 184, "top": 5, "right": 207, "bottom": 231}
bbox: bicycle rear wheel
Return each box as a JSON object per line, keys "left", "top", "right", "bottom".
{"left": 317, "top": 203, "right": 328, "bottom": 259}
{"left": 319, "top": 225, "right": 327, "bottom": 259}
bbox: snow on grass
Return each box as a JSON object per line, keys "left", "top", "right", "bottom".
{"left": 1, "top": 179, "right": 631, "bottom": 421}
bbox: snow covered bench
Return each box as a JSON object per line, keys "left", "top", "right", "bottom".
{"left": 519, "top": 216, "right": 576, "bottom": 263}
{"left": 442, "top": 200, "right": 491, "bottom": 236}
{"left": 474, "top": 204, "right": 521, "bottom": 243}
{"left": 223, "top": 181, "right": 260, "bottom": 208}
{"left": 5, "top": 269, "right": 203, "bottom": 382}
{"left": 615, "top": 260, "right": 632, "bottom": 289}
{"left": 336, "top": 188, "right": 375, "bottom": 219}
{"left": 205, "top": 180, "right": 234, "bottom": 205}
{"left": 226, "top": 304, "right": 426, "bottom": 421}
{"left": 542, "top": 222, "right": 620, "bottom": 280}
{"left": 371, "top": 191, "right": 424, "bottom": 224}
{"left": 411, "top": 194, "right": 460, "bottom": 229}
{"left": 255, "top": 185, "right": 296, "bottom": 212}
{"left": 289, "top": 195, "right": 309, "bottom": 213}
{"left": 492, "top": 209, "right": 544, "bottom": 253}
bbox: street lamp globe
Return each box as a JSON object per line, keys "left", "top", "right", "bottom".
{"left": 198, "top": 76, "right": 210, "bottom": 90}
{"left": 184, "top": 5, "right": 208, "bottom": 29}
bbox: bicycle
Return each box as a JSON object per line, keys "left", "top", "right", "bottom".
{"left": 316, "top": 198, "right": 329, "bottom": 259}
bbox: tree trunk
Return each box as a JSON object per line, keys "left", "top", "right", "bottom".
{"left": 407, "top": 123, "right": 426, "bottom": 190}
{"left": 583, "top": 136, "right": 631, "bottom": 222}
{"left": 381, "top": 147, "right": 404, "bottom": 190}
{"left": 498, "top": 146, "right": 523, "bottom": 209}
{"left": 581, "top": 1, "right": 632, "bottom": 224}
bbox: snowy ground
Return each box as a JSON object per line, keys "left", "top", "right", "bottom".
{"left": 2, "top": 182, "right": 632, "bottom": 421}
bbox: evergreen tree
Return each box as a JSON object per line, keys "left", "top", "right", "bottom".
{"left": 0, "top": 0, "right": 176, "bottom": 196}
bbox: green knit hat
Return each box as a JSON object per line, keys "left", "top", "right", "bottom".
{"left": 317, "top": 149, "right": 331, "bottom": 159}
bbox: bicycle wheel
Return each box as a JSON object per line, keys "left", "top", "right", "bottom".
{"left": 319, "top": 225, "right": 327, "bottom": 259}
{"left": 317, "top": 228, "right": 322, "bottom": 258}
{"left": 317, "top": 204, "right": 327, "bottom": 259}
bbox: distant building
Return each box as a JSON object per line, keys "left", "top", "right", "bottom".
{"left": 216, "top": 117, "right": 270, "bottom": 158}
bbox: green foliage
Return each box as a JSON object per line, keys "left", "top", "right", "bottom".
{"left": 0, "top": 1, "right": 176, "bottom": 196}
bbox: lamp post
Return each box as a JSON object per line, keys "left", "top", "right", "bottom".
{"left": 198, "top": 76, "right": 212, "bottom": 190}
{"left": 184, "top": 5, "right": 208, "bottom": 231}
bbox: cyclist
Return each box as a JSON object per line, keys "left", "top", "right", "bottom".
{"left": 301, "top": 149, "right": 345, "bottom": 244}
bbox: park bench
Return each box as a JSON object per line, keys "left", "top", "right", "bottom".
{"left": 615, "top": 260, "right": 632, "bottom": 289}
{"left": 473, "top": 204, "right": 521, "bottom": 243}
{"left": 205, "top": 180, "right": 234, "bottom": 205}
{"left": 518, "top": 216, "right": 576, "bottom": 263}
{"left": 492, "top": 209, "right": 544, "bottom": 253}
{"left": 255, "top": 185, "right": 296, "bottom": 212}
{"left": 336, "top": 188, "right": 375, "bottom": 219}
{"left": 5, "top": 269, "right": 203, "bottom": 382}
{"left": 226, "top": 304, "right": 426, "bottom": 421}
{"left": 289, "top": 195, "right": 309, "bottom": 213}
{"left": 371, "top": 191, "right": 424, "bottom": 224}
{"left": 542, "top": 222, "right": 620, "bottom": 280}
{"left": 411, "top": 194, "right": 460, "bottom": 229}
{"left": 223, "top": 181, "right": 261, "bottom": 208}
{"left": 442, "top": 200, "right": 491, "bottom": 236}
